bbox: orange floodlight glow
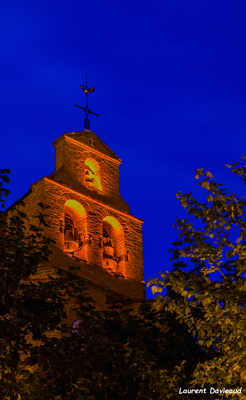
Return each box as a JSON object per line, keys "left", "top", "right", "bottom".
{"left": 63, "top": 199, "right": 88, "bottom": 260}
{"left": 84, "top": 158, "right": 102, "bottom": 191}
{"left": 103, "top": 216, "right": 122, "bottom": 233}
{"left": 65, "top": 199, "right": 86, "bottom": 216}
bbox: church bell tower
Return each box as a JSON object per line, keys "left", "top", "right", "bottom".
{"left": 12, "top": 81, "right": 145, "bottom": 304}
{"left": 50, "top": 128, "right": 144, "bottom": 284}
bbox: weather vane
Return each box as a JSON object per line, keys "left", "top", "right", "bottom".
{"left": 74, "top": 74, "right": 100, "bottom": 130}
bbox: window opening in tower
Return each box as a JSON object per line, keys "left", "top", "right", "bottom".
{"left": 64, "top": 213, "right": 80, "bottom": 253}
{"left": 103, "top": 227, "right": 114, "bottom": 259}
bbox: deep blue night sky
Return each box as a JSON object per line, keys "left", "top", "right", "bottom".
{"left": 1, "top": 1, "right": 246, "bottom": 297}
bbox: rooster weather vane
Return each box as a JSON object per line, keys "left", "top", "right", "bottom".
{"left": 74, "top": 75, "right": 100, "bottom": 130}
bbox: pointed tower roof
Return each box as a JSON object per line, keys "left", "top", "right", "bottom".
{"left": 53, "top": 130, "right": 121, "bottom": 164}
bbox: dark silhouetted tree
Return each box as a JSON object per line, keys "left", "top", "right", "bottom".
{"left": 1, "top": 170, "right": 199, "bottom": 400}
{"left": 149, "top": 159, "right": 246, "bottom": 396}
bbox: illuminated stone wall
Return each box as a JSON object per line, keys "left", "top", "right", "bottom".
{"left": 26, "top": 178, "right": 143, "bottom": 281}
{"left": 11, "top": 130, "right": 145, "bottom": 303}
{"left": 53, "top": 134, "right": 122, "bottom": 202}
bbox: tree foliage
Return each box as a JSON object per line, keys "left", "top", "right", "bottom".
{"left": 0, "top": 168, "right": 10, "bottom": 208}
{"left": 0, "top": 170, "right": 91, "bottom": 398}
{"left": 28, "top": 300, "right": 200, "bottom": 400}
{"left": 148, "top": 159, "right": 246, "bottom": 397}
{"left": 0, "top": 170, "right": 71, "bottom": 399}
{"left": 0, "top": 170, "right": 199, "bottom": 400}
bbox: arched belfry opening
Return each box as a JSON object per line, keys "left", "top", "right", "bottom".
{"left": 84, "top": 158, "right": 102, "bottom": 191}
{"left": 102, "top": 216, "right": 126, "bottom": 276}
{"left": 63, "top": 199, "right": 88, "bottom": 261}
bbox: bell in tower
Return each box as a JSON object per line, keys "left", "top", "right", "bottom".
{"left": 103, "top": 228, "right": 115, "bottom": 258}
{"left": 64, "top": 213, "right": 79, "bottom": 254}
{"left": 102, "top": 225, "right": 117, "bottom": 271}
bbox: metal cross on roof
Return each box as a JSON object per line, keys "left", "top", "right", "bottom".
{"left": 74, "top": 75, "right": 100, "bottom": 130}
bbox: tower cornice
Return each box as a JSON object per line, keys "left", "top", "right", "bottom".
{"left": 44, "top": 177, "right": 143, "bottom": 224}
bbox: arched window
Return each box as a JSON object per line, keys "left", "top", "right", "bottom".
{"left": 84, "top": 158, "right": 102, "bottom": 191}
{"left": 102, "top": 216, "right": 126, "bottom": 277}
{"left": 64, "top": 200, "right": 88, "bottom": 261}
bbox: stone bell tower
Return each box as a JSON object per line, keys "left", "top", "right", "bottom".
{"left": 9, "top": 83, "right": 145, "bottom": 305}
{"left": 36, "top": 128, "right": 145, "bottom": 303}
{"left": 51, "top": 128, "right": 144, "bottom": 275}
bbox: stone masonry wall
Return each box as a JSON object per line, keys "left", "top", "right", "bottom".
{"left": 8, "top": 129, "right": 145, "bottom": 306}
{"left": 56, "top": 137, "right": 121, "bottom": 201}
{"left": 42, "top": 177, "right": 144, "bottom": 282}
{"left": 12, "top": 178, "right": 144, "bottom": 302}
